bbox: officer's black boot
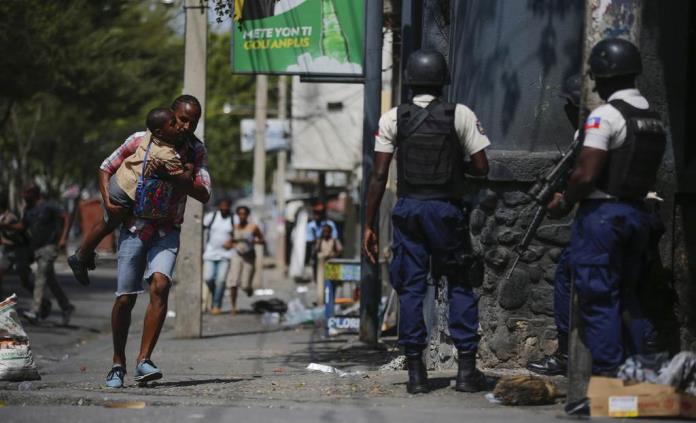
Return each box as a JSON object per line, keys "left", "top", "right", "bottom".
{"left": 406, "top": 356, "right": 430, "bottom": 394}
{"left": 526, "top": 332, "right": 568, "bottom": 376}
{"left": 526, "top": 352, "right": 568, "bottom": 376}
{"left": 455, "top": 350, "right": 489, "bottom": 392}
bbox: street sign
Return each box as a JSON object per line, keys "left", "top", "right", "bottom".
{"left": 240, "top": 118, "right": 290, "bottom": 152}
{"left": 231, "top": 0, "right": 365, "bottom": 76}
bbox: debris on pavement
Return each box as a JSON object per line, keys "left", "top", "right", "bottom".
{"left": 260, "top": 312, "right": 281, "bottom": 326}
{"left": 656, "top": 351, "right": 696, "bottom": 395}
{"left": 0, "top": 294, "right": 41, "bottom": 382}
{"left": 618, "top": 352, "right": 696, "bottom": 396}
{"left": 252, "top": 298, "right": 288, "bottom": 314}
{"left": 17, "top": 381, "right": 32, "bottom": 391}
{"left": 166, "top": 310, "right": 176, "bottom": 318}
{"left": 484, "top": 392, "right": 502, "bottom": 404}
{"left": 103, "top": 401, "right": 146, "bottom": 409}
{"left": 492, "top": 375, "right": 556, "bottom": 406}
{"left": 306, "top": 363, "right": 364, "bottom": 378}
{"left": 283, "top": 299, "right": 324, "bottom": 327}
{"left": 588, "top": 376, "right": 696, "bottom": 418}
{"left": 254, "top": 289, "right": 275, "bottom": 296}
{"left": 378, "top": 355, "right": 407, "bottom": 372}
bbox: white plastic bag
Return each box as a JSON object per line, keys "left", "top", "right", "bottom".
{"left": 0, "top": 294, "right": 40, "bottom": 381}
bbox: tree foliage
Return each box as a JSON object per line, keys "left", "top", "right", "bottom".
{"left": 0, "top": 0, "right": 183, "bottom": 204}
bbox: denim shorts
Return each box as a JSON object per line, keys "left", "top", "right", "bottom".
{"left": 116, "top": 227, "right": 180, "bottom": 296}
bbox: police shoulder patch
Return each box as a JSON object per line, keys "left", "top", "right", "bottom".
{"left": 476, "top": 120, "right": 486, "bottom": 135}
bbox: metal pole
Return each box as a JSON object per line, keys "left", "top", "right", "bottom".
{"left": 359, "top": 0, "right": 384, "bottom": 344}
{"left": 175, "top": 0, "right": 207, "bottom": 338}
{"left": 276, "top": 75, "right": 288, "bottom": 271}
{"left": 567, "top": 0, "right": 643, "bottom": 404}
{"left": 252, "top": 74, "right": 268, "bottom": 290}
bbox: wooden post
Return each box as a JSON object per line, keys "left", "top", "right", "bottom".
{"left": 174, "top": 0, "right": 207, "bottom": 338}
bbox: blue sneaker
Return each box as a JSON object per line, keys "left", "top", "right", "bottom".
{"left": 134, "top": 359, "right": 162, "bottom": 383}
{"left": 105, "top": 365, "right": 126, "bottom": 388}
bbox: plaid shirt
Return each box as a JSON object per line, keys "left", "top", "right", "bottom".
{"left": 100, "top": 131, "right": 211, "bottom": 240}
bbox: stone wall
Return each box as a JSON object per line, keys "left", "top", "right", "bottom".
{"left": 471, "top": 182, "right": 573, "bottom": 368}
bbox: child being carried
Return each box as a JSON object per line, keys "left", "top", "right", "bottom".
{"left": 68, "top": 107, "right": 193, "bottom": 286}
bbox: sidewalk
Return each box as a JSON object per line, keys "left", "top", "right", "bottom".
{"left": 0, "top": 259, "right": 583, "bottom": 422}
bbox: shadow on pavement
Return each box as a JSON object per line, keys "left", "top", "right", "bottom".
{"left": 145, "top": 377, "right": 252, "bottom": 388}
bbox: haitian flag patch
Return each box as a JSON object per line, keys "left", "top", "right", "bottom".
{"left": 584, "top": 116, "right": 601, "bottom": 129}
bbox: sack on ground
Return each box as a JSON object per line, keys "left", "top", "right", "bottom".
{"left": 0, "top": 294, "right": 40, "bottom": 381}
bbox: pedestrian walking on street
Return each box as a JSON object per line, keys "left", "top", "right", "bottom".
{"left": 547, "top": 39, "right": 667, "bottom": 376}
{"left": 99, "top": 95, "right": 211, "bottom": 388}
{"left": 313, "top": 224, "right": 342, "bottom": 305}
{"left": 0, "top": 194, "right": 34, "bottom": 299}
{"left": 203, "top": 198, "right": 234, "bottom": 315}
{"left": 363, "top": 50, "right": 491, "bottom": 394}
{"left": 306, "top": 203, "right": 338, "bottom": 283}
{"left": 0, "top": 185, "right": 74, "bottom": 325}
{"left": 225, "top": 205, "right": 263, "bottom": 314}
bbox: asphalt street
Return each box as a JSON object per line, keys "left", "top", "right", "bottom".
{"left": 0, "top": 258, "right": 683, "bottom": 422}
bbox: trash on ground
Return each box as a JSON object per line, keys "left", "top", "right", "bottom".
{"left": 103, "top": 401, "right": 146, "bottom": 409}
{"left": 283, "top": 299, "right": 324, "bottom": 327}
{"left": 618, "top": 352, "right": 696, "bottom": 396}
{"left": 656, "top": 351, "right": 696, "bottom": 395}
{"left": 252, "top": 298, "right": 288, "bottom": 314}
{"left": 260, "top": 312, "right": 280, "bottom": 326}
{"left": 617, "top": 352, "right": 669, "bottom": 384}
{"left": 296, "top": 286, "right": 308, "bottom": 293}
{"left": 306, "top": 363, "right": 363, "bottom": 378}
{"left": 588, "top": 376, "right": 696, "bottom": 418}
{"left": 378, "top": 355, "right": 407, "bottom": 372}
{"left": 485, "top": 392, "right": 502, "bottom": 404}
{"left": 17, "top": 381, "right": 32, "bottom": 391}
{"left": 254, "top": 289, "right": 274, "bottom": 296}
{"left": 492, "top": 375, "right": 556, "bottom": 406}
{"left": 166, "top": 310, "right": 176, "bottom": 318}
{"left": 0, "top": 295, "right": 41, "bottom": 382}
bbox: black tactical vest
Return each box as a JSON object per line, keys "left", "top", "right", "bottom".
{"left": 395, "top": 99, "right": 467, "bottom": 200}
{"left": 596, "top": 99, "right": 666, "bottom": 200}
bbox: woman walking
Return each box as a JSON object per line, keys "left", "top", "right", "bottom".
{"left": 226, "top": 206, "right": 264, "bottom": 314}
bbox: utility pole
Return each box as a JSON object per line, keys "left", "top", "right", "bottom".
{"left": 276, "top": 75, "right": 288, "bottom": 271}
{"left": 175, "top": 0, "right": 207, "bottom": 338}
{"left": 359, "top": 0, "right": 384, "bottom": 345}
{"left": 252, "top": 74, "right": 268, "bottom": 289}
{"left": 567, "top": 0, "right": 643, "bottom": 404}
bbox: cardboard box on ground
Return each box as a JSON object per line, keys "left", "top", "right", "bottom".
{"left": 589, "top": 376, "right": 696, "bottom": 419}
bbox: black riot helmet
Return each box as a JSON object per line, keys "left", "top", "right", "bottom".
{"left": 589, "top": 38, "right": 642, "bottom": 78}
{"left": 560, "top": 74, "right": 582, "bottom": 106}
{"left": 404, "top": 50, "right": 450, "bottom": 86}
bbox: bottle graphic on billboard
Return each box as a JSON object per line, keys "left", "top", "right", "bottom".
{"left": 320, "top": 0, "right": 350, "bottom": 63}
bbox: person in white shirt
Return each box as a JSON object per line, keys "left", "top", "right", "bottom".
{"left": 363, "top": 50, "right": 490, "bottom": 394}
{"left": 548, "top": 38, "right": 667, "bottom": 375}
{"left": 203, "top": 198, "right": 234, "bottom": 315}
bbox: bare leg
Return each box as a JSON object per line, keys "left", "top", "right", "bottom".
{"left": 78, "top": 212, "right": 125, "bottom": 259}
{"left": 112, "top": 294, "right": 137, "bottom": 367}
{"left": 137, "top": 273, "right": 170, "bottom": 362}
{"left": 230, "top": 287, "right": 238, "bottom": 315}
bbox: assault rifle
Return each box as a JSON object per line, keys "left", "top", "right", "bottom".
{"left": 504, "top": 137, "right": 584, "bottom": 279}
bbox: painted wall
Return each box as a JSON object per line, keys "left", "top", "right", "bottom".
{"left": 447, "top": 0, "right": 584, "bottom": 153}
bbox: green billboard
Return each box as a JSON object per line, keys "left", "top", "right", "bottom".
{"left": 231, "top": 0, "right": 365, "bottom": 76}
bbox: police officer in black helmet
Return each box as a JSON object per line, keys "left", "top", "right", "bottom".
{"left": 547, "top": 38, "right": 667, "bottom": 375}
{"left": 363, "top": 50, "right": 491, "bottom": 394}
